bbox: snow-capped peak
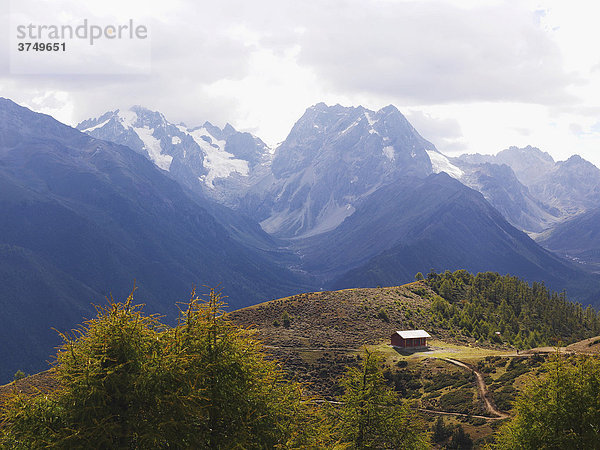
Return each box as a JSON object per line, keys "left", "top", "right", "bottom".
{"left": 426, "top": 150, "right": 464, "bottom": 179}
{"left": 79, "top": 118, "right": 111, "bottom": 133}
{"left": 185, "top": 126, "right": 249, "bottom": 188}
{"left": 364, "top": 111, "right": 376, "bottom": 127}
{"left": 117, "top": 109, "right": 138, "bottom": 129}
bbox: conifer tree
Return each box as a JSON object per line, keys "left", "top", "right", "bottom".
{"left": 0, "top": 288, "right": 325, "bottom": 448}
{"left": 495, "top": 354, "right": 600, "bottom": 449}
{"left": 333, "top": 350, "right": 429, "bottom": 449}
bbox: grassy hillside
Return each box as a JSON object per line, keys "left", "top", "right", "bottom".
{"left": 5, "top": 273, "right": 600, "bottom": 448}
{"left": 231, "top": 282, "right": 456, "bottom": 348}
{"left": 232, "top": 272, "right": 600, "bottom": 355}
{"left": 231, "top": 274, "right": 600, "bottom": 447}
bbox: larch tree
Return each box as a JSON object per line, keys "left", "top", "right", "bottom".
{"left": 494, "top": 354, "right": 600, "bottom": 449}
{"left": 0, "top": 288, "right": 326, "bottom": 449}
{"left": 334, "top": 350, "right": 430, "bottom": 449}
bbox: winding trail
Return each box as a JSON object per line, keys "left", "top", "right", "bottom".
{"left": 442, "top": 358, "right": 510, "bottom": 419}
{"left": 418, "top": 408, "right": 505, "bottom": 420}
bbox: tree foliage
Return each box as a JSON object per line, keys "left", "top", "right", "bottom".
{"left": 12, "top": 371, "right": 26, "bottom": 382}
{"left": 333, "top": 350, "right": 429, "bottom": 449}
{"left": 0, "top": 288, "right": 324, "bottom": 448}
{"left": 494, "top": 354, "right": 600, "bottom": 449}
{"left": 426, "top": 270, "right": 600, "bottom": 348}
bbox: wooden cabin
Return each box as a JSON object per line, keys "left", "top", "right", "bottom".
{"left": 391, "top": 330, "right": 431, "bottom": 349}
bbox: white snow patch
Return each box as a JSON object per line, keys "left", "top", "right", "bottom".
{"left": 383, "top": 146, "right": 395, "bottom": 161}
{"left": 117, "top": 109, "right": 138, "bottom": 129}
{"left": 187, "top": 128, "right": 249, "bottom": 188}
{"left": 341, "top": 118, "right": 360, "bottom": 135}
{"left": 172, "top": 136, "right": 181, "bottom": 145}
{"left": 426, "top": 150, "right": 464, "bottom": 179}
{"left": 134, "top": 126, "right": 173, "bottom": 171}
{"left": 364, "top": 111, "right": 379, "bottom": 135}
{"left": 81, "top": 118, "right": 110, "bottom": 133}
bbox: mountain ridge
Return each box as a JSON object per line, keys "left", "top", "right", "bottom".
{"left": 455, "top": 146, "right": 600, "bottom": 224}
{"left": 0, "top": 98, "right": 309, "bottom": 382}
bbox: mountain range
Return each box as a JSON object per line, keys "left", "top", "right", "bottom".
{"left": 2, "top": 97, "right": 600, "bottom": 382}
{"left": 74, "top": 102, "right": 600, "bottom": 293}
{"left": 454, "top": 146, "right": 600, "bottom": 232}
{"left": 0, "top": 98, "right": 307, "bottom": 382}
{"left": 77, "top": 107, "right": 271, "bottom": 207}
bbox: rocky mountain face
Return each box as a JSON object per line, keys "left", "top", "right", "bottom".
{"left": 452, "top": 159, "right": 560, "bottom": 233}
{"left": 10, "top": 98, "right": 600, "bottom": 382}
{"left": 81, "top": 103, "right": 441, "bottom": 238}
{"left": 0, "top": 98, "right": 307, "bottom": 382}
{"left": 77, "top": 106, "right": 271, "bottom": 207}
{"left": 539, "top": 207, "right": 600, "bottom": 271}
{"left": 455, "top": 146, "right": 600, "bottom": 225}
{"left": 242, "top": 103, "right": 437, "bottom": 237}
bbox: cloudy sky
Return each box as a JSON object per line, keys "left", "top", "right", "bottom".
{"left": 1, "top": 0, "right": 600, "bottom": 165}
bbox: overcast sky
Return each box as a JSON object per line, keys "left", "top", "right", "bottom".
{"left": 1, "top": 0, "right": 600, "bottom": 165}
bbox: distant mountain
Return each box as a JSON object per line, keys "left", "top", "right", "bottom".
{"left": 459, "top": 145, "right": 556, "bottom": 183}
{"left": 0, "top": 98, "right": 307, "bottom": 383}
{"left": 77, "top": 107, "right": 271, "bottom": 207}
{"left": 456, "top": 146, "right": 600, "bottom": 220}
{"left": 7, "top": 97, "right": 600, "bottom": 382}
{"left": 452, "top": 160, "right": 560, "bottom": 233}
{"left": 321, "top": 174, "right": 600, "bottom": 303}
{"left": 539, "top": 207, "right": 600, "bottom": 271}
{"left": 532, "top": 155, "right": 600, "bottom": 216}
{"left": 241, "top": 103, "right": 437, "bottom": 238}
{"left": 231, "top": 104, "right": 600, "bottom": 301}
{"left": 80, "top": 105, "right": 585, "bottom": 238}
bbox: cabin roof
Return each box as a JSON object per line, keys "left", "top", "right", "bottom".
{"left": 394, "top": 330, "right": 431, "bottom": 339}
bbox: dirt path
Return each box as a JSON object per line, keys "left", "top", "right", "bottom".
{"left": 312, "top": 401, "right": 504, "bottom": 421}
{"left": 263, "top": 345, "right": 358, "bottom": 351}
{"left": 418, "top": 408, "right": 504, "bottom": 420}
{"left": 442, "top": 358, "right": 510, "bottom": 419}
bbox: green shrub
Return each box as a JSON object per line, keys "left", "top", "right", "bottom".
{"left": 12, "top": 370, "right": 26, "bottom": 381}
{"left": 0, "top": 289, "right": 323, "bottom": 448}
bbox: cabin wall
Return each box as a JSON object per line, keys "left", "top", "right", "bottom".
{"left": 391, "top": 335, "right": 428, "bottom": 348}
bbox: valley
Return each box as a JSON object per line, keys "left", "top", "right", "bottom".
{"left": 3, "top": 96, "right": 600, "bottom": 389}
{"left": 4, "top": 2, "right": 600, "bottom": 447}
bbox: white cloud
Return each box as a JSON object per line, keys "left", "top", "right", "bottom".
{"left": 1, "top": 0, "right": 600, "bottom": 166}
{"left": 24, "top": 90, "right": 75, "bottom": 124}
{"left": 405, "top": 110, "right": 465, "bottom": 151}
{"left": 296, "top": 0, "right": 576, "bottom": 105}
